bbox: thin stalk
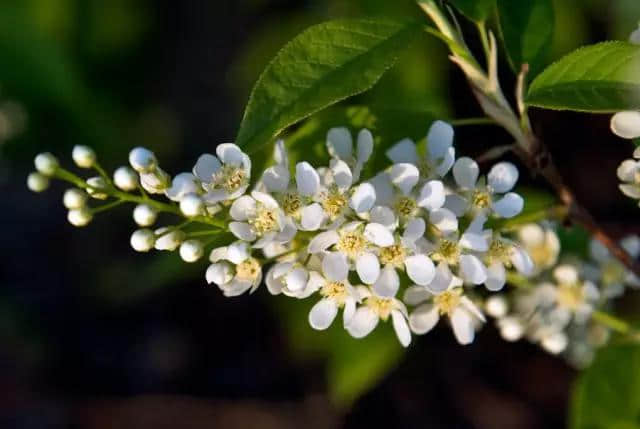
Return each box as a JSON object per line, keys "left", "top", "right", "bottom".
{"left": 449, "top": 117, "right": 497, "bottom": 126}
{"left": 91, "top": 199, "right": 126, "bottom": 214}
{"left": 592, "top": 310, "right": 631, "bottom": 335}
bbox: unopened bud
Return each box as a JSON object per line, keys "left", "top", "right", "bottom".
{"left": 133, "top": 204, "right": 157, "bottom": 227}
{"left": 485, "top": 295, "right": 508, "bottom": 318}
{"left": 34, "top": 152, "right": 58, "bottom": 176}
{"left": 86, "top": 176, "right": 108, "bottom": 200}
{"left": 129, "top": 147, "right": 157, "bottom": 173}
{"left": 140, "top": 168, "right": 170, "bottom": 194}
{"left": 154, "top": 227, "right": 186, "bottom": 251}
{"left": 180, "top": 239, "right": 204, "bottom": 262}
{"left": 113, "top": 166, "right": 139, "bottom": 191}
{"left": 27, "top": 172, "right": 49, "bottom": 192}
{"left": 72, "top": 145, "right": 96, "bottom": 168}
{"left": 130, "top": 228, "right": 156, "bottom": 252}
{"left": 180, "top": 193, "right": 204, "bottom": 217}
{"left": 67, "top": 207, "right": 93, "bottom": 227}
{"left": 63, "top": 188, "right": 88, "bottom": 209}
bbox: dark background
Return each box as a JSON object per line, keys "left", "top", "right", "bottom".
{"left": 2, "top": 0, "right": 640, "bottom": 428}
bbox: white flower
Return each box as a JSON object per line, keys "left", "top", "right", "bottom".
{"left": 27, "top": 172, "right": 49, "bottom": 192}
{"left": 180, "top": 193, "right": 205, "bottom": 217}
{"left": 129, "top": 147, "right": 157, "bottom": 173}
{"left": 229, "top": 191, "right": 297, "bottom": 248}
{"left": 206, "top": 241, "right": 262, "bottom": 296}
{"left": 72, "top": 145, "right": 96, "bottom": 168}
{"left": 326, "top": 127, "right": 373, "bottom": 182}
{"left": 386, "top": 120, "right": 455, "bottom": 179}
{"left": 583, "top": 236, "right": 640, "bottom": 298}
{"left": 113, "top": 166, "right": 139, "bottom": 191}
{"left": 67, "top": 207, "right": 93, "bottom": 227}
{"left": 517, "top": 223, "right": 560, "bottom": 273}
{"left": 265, "top": 262, "right": 316, "bottom": 298}
{"left": 133, "top": 204, "right": 157, "bottom": 227}
{"left": 63, "top": 188, "right": 88, "bottom": 209}
{"left": 154, "top": 227, "right": 186, "bottom": 251}
{"left": 140, "top": 168, "right": 171, "bottom": 194}
{"left": 611, "top": 111, "right": 640, "bottom": 139}
{"left": 346, "top": 287, "right": 411, "bottom": 347}
{"left": 482, "top": 234, "right": 534, "bottom": 291}
{"left": 617, "top": 147, "right": 640, "bottom": 202}
{"left": 406, "top": 284, "right": 485, "bottom": 345}
{"left": 193, "top": 144, "right": 251, "bottom": 203}
{"left": 86, "top": 176, "right": 108, "bottom": 200}
{"left": 166, "top": 173, "right": 201, "bottom": 201}
{"left": 180, "top": 239, "right": 204, "bottom": 262}
{"left": 307, "top": 252, "right": 360, "bottom": 330}
{"left": 448, "top": 158, "right": 523, "bottom": 218}
{"left": 130, "top": 229, "right": 155, "bottom": 252}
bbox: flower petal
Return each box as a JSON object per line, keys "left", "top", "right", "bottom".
{"left": 262, "top": 165, "right": 290, "bottom": 193}
{"left": 517, "top": 223, "right": 544, "bottom": 246}
{"left": 368, "top": 173, "right": 394, "bottom": 206}
{"left": 617, "top": 159, "right": 640, "bottom": 182}
{"left": 485, "top": 262, "right": 506, "bottom": 291}
{"left": 301, "top": 203, "right": 325, "bottom": 231}
{"left": 436, "top": 147, "right": 456, "bottom": 177}
{"left": 453, "top": 157, "right": 479, "bottom": 189}
{"left": 215, "top": 143, "right": 245, "bottom": 166}
{"left": 322, "top": 252, "right": 349, "bottom": 282}
{"left": 405, "top": 254, "right": 435, "bottom": 286}
{"left": 346, "top": 307, "right": 379, "bottom": 338}
{"left": 450, "top": 308, "right": 475, "bottom": 345}
{"left": 403, "top": 285, "right": 432, "bottom": 305}
{"left": 285, "top": 268, "right": 309, "bottom": 292}
{"left": 409, "top": 303, "right": 440, "bottom": 335}
{"left": 443, "top": 193, "right": 468, "bottom": 217}
{"left": 357, "top": 129, "right": 374, "bottom": 164}
{"left": 364, "top": 223, "right": 395, "bottom": 247}
{"left": 487, "top": 162, "right": 519, "bottom": 193}
{"left": 620, "top": 184, "right": 640, "bottom": 199}
{"left": 511, "top": 246, "right": 534, "bottom": 276}
{"left": 429, "top": 208, "right": 459, "bottom": 234}
{"left": 229, "top": 222, "right": 256, "bottom": 241}
{"left": 386, "top": 138, "right": 419, "bottom": 164}
{"left": 417, "top": 180, "right": 445, "bottom": 210}
{"left": 349, "top": 182, "right": 376, "bottom": 213}
{"left": 370, "top": 205, "right": 397, "bottom": 229}
{"left": 459, "top": 254, "right": 487, "bottom": 285}
{"left": 308, "top": 230, "right": 339, "bottom": 253}
{"left": 459, "top": 231, "right": 489, "bottom": 252}
{"left": 223, "top": 279, "right": 253, "bottom": 297}
{"left": 428, "top": 262, "right": 453, "bottom": 293}
{"left": 326, "top": 127, "right": 353, "bottom": 159}
{"left": 389, "top": 163, "right": 419, "bottom": 195}
{"left": 492, "top": 192, "right": 524, "bottom": 218}
{"left": 427, "top": 120, "right": 454, "bottom": 159}
{"left": 296, "top": 162, "right": 320, "bottom": 196}
{"left": 373, "top": 266, "right": 400, "bottom": 297}
{"left": 611, "top": 111, "right": 640, "bottom": 139}
{"left": 206, "top": 262, "right": 233, "bottom": 285}
{"left": 391, "top": 310, "right": 411, "bottom": 347}
{"left": 230, "top": 195, "right": 256, "bottom": 221}
{"left": 356, "top": 252, "right": 380, "bottom": 285}
{"left": 309, "top": 298, "right": 339, "bottom": 330}
{"left": 193, "top": 154, "right": 221, "bottom": 182}
{"left": 227, "top": 241, "right": 250, "bottom": 264}
{"left": 403, "top": 218, "right": 425, "bottom": 242}
{"left": 330, "top": 158, "right": 353, "bottom": 190}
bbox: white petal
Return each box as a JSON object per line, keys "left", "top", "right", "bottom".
{"left": 356, "top": 252, "right": 380, "bottom": 285}
{"left": 409, "top": 304, "right": 440, "bottom": 335}
{"left": 391, "top": 310, "right": 411, "bottom": 347}
{"left": 405, "top": 255, "right": 435, "bottom": 286}
{"left": 206, "top": 262, "right": 232, "bottom": 285}
{"left": 251, "top": 190, "right": 278, "bottom": 209}
{"left": 487, "top": 162, "right": 519, "bottom": 193}
{"left": 553, "top": 264, "right": 579, "bottom": 285}
{"left": 273, "top": 139, "right": 288, "bottom": 165}
{"left": 611, "top": 111, "right": 640, "bottom": 139}
{"left": 322, "top": 252, "right": 349, "bottom": 282}
{"left": 459, "top": 254, "right": 487, "bottom": 285}
{"left": 265, "top": 266, "right": 284, "bottom": 295}
{"left": 617, "top": 159, "right": 640, "bottom": 182}
{"left": 357, "top": 129, "right": 374, "bottom": 164}
{"left": 622, "top": 235, "right": 640, "bottom": 258}
{"left": 386, "top": 138, "right": 419, "bottom": 164}
{"left": 389, "top": 163, "right": 419, "bottom": 195}
{"left": 193, "top": 153, "right": 221, "bottom": 182}
{"left": 370, "top": 205, "right": 397, "bottom": 229}
{"left": 166, "top": 173, "right": 199, "bottom": 201}
{"left": 346, "top": 307, "right": 379, "bottom": 338}
{"left": 453, "top": 157, "right": 479, "bottom": 189}
{"left": 229, "top": 222, "right": 256, "bottom": 241}
{"left": 296, "top": 162, "right": 320, "bottom": 196}
{"left": 227, "top": 241, "right": 250, "bottom": 264}
{"left": 443, "top": 193, "right": 468, "bottom": 217}
{"left": 216, "top": 143, "right": 245, "bottom": 166}
{"left": 301, "top": 203, "right": 325, "bottom": 231}
{"left": 541, "top": 332, "right": 568, "bottom": 354}
{"left": 209, "top": 246, "right": 228, "bottom": 263}
{"left": 436, "top": 147, "right": 456, "bottom": 177}
{"left": 286, "top": 268, "right": 308, "bottom": 292}
{"left": 403, "top": 285, "right": 432, "bottom": 306}
{"left": 450, "top": 308, "right": 475, "bottom": 345}
{"left": 428, "top": 262, "right": 453, "bottom": 293}
{"left": 308, "top": 230, "right": 339, "bottom": 253}
{"left": 364, "top": 223, "right": 395, "bottom": 247}
{"left": 517, "top": 223, "right": 544, "bottom": 246}
{"left": 223, "top": 279, "right": 253, "bottom": 297}
{"left": 417, "top": 180, "right": 445, "bottom": 210}
{"left": 492, "top": 192, "right": 524, "bottom": 218}
{"left": 326, "top": 127, "right": 353, "bottom": 159}
{"left": 368, "top": 173, "right": 394, "bottom": 206}
{"left": 511, "top": 246, "right": 534, "bottom": 276}
{"left": 262, "top": 165, "right": 290, "bottom": 193}
{"left": 349, "top": 183, "right": 376, "bottom": 213}
{"left": 343, "top": 297, "right": 357, "bottom": 325}
{"left": 403, "top": 218, "right": 425, "bottom": 242}
{"left": 427, "top": 120, "right": 454, "bottom": 160}
{"left": 309, "top": 299, "right": 339, "bottom": 330}
{"left": 230, "top": 195, "right": 256, "bottom": 221}
{"left": 485, "top": 262, "right": 506, "bottom": 291}
{"left": 330, "top": 159, "right": 353, "bottom": 190}
{"left": 620, "top": 184, "right": 640, "bottom": 199}
{"left": 429, "top": 208, "right": 459, "bottom": 234}
{"left": 459, "top": 231, "right": 489, "bottom": 252}
{"left": 373, "top": 266, "right": 400, "bottom": 297}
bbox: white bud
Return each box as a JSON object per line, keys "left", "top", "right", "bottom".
{"left": 67, "top": 207, "right": 93, "bottom": 227}
{"left": 180, "top": 239, "right": 204, "bottom": 262}
{"left": 133, "top": 204, "right": 158, "bottom": 226}
{"left": 611, "top": 111, "right": 640, "bottom": 139}
{"left": 485, "top": 295, "right": 508, "bottom": 318}
{"left": 140, "top": 168, "right": 171, "bottom": 194}
{"left": 27, "top": 172, "right": 49, "bottom": 192}
{"left": 154, "top": 227, "right": 186, "bottom": 251}
{"left": 497, "top": 317, "right": 524, "bottom": 342}
{"left": 130, "top": 229, "right": 156, "bottom": 252}
{"left": 541, "top": 332, "right": 568, "bottom": 355}
{"left": 180, "top": 193, "right": 204, "bottom": 217}
{"left": 72, "top": 145, "right": 96, "bottom": 168}
{"left": 129, "top": 147, "right": 157, "bottom": 173}
{"left": 34, "top": 152, "right": 58, "bottom": 176}
{"left": 63, "top": 188, "right": 88, "bottom": 209}
{"left": 86, "top": 176, "right": 108, "bottom": 200}
{"left": 113, "top": 166, "right": 139, "bottom": 191}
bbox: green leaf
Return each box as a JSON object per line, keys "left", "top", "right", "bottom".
{"left": 235, "top": 18, "right": 422, "bottom": 158}
{"left": 497, "top": 0, "right": 554, "bottom": 76}
{"left": 570, "top": 345, "right": 640, "bottom": 429}
{"left": 448, "top": 0, "right": 495, "bottom": 22}
{"left": 527, "top": 41, "right": 640, "bottom": 112}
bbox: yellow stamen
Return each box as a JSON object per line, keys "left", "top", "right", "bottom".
{"left": 320, "top": 281, "right": 348, "bottom": 306}
{"left": 379, "top": 244, "right": 406, "bottom": 267}
{"left": 366, "top": 296, "right": 395, "bottom": 321}
{"left": 394, "top": 196, "right": 417, "bottom": 217}
{"left": 236, "top": 258, "right": 261, "bottom": 282}
{"left": 336, "top": 231, "right": 366, "bottom": 259}
{"left": 434, "top": 288, "right": 462, "bottom": 316}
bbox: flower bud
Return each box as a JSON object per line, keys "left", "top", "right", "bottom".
{"left": 154, "top": 227, "right": 186, "bottom": 251}
{"left": 27, "top": 172, "right": 49, "bottom": 192}
{"left": 130, "top": 228, "right": 155, "bottom": 252}
{"left": 63, "top": 188, "right": 88, "bottom": 209}
{"left": 133, "top": 204, "right": 157, "bottom": 226}
{"left": 180, "top": 193, "right": 204, "bottom": 217}
{"left": 113, "top": 166, "right": 139, "bottom": 191}
{"left": 67, "top": 207, "right": 93, "bottom": 227}
{"left": 140, "top": 168, "right": 170, "bottom": 194}
{"left": 485, "top": 295, "right": 508, "bottom": 318}
{"left": 72, "top": 145, "right": 96, "bottom": 168}
{"left": 180, "top": 239, "right": 204, "bottom": 262}
{"left": 34, "top": 152, "right": 58, "bottom": 176}
{"left": 129, "top": 147, "right": 157, "bottom": 173}
{"left": 86, "top": 176, "right": 108, "bottom": 200}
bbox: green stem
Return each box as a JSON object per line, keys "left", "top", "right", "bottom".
{"left": 93, "top": 162, "right": 112, "bottom": 185}
{"left": 592, "top": 310, "right": 631, "bottom": 335}
{"left": 449, "top": 117, "right": 497, "bottom": 126}
{"left": 91, "top": 199, "right": 126, "bottom": 214}
{"left": 476, "top": 21, "right": 491, "bottom": 66}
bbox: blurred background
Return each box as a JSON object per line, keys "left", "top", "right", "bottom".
{"left": 2, "top": 0, "right": 640, "bottom": 428}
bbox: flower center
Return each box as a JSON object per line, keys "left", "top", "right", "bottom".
{"left": 213, "top": 164, "right": 247, "bottom": 194}
{"left": 336, "top": 231, "right": 366, "bottom": 259}
{"left": 322, "top": 186, "right": 347, "bottom": 219}
{"left": 433, "top": 239, "right": 460, "bottom": 265}
{"left": 434, "top": 289, "right": 462, "bottom": 316}
{"left": 379, "top": 244, "right": 406, "bottom": 267}
{"left": 321, "top": 281, "right": 348, "bottom": 306}
{"left": 527, "top": 244, "right": 555, "bottom": 270}
{"left": 366, "top": 296, "right": 394, "bottom": 321}
{"left": 236, "top": 258, "right": 261, "bottom": 282}
{"left": 487, "top": 239, "right": 512, "bottom": 265}
{"left": 471, "top": 190, "right": 491, "bottom": 209}
{"left": 556, "top": 283, "right": 584, "bottom": 310}
{"left": 394, "top": 196, "right": 417, "bottom": 217}
{"left": 281, "top": 192, "right": 302, "bottom": 217}
{"left": 249, "top": 206, "right": 279, "bottom": 235}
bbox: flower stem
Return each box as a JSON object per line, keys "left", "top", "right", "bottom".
{"left": 592, "top": 310, "right": 631, "bottom": 335}
{"left": 91, "top": 199, "right": 126, "bottom": 214}
{"left": 449, "top": 117, "right": 497, "bottom": 126}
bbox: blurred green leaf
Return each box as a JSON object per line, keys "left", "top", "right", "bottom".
{"left": 527, "top": 42, "right": 640, "bottom": 112}
{"left": 497, "top": 0, "right": 554, "bottom": 76}
{"left": 448, "top": 0, "right": 496, "bottom": 22}
{"left": 235, "top": 18, "right": 422, "bottom": 163}
{"left": 570, "top": 345, "right": 640, "bottom": 429}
